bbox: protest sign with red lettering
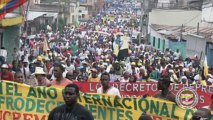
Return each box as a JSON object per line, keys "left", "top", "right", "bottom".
{"left": 74, "top": 82, "right": 213, "bottom": 108}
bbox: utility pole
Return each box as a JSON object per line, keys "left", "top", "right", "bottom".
{"left": 57, "top": 0, "right": 61, "bottom": 31}
{"left": 139, "top": 0, "right": 143, "bottom": 45}
{"left": 140, "top": 0, "right": 150, "bottom": 45}
{"left": 180, "top": 24, "right": 183, "bottom": 41}
{"left": 197, "top": 22, "right": 199, "bottom": 35}
{"left": 23, "top": 0, "right": 30, "bottom": 33}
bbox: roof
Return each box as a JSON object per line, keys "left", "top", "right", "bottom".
{"left": 151, "top": 24, "right": 213, "bottom": 43}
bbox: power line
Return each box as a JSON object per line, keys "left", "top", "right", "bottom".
{"left": 183, "top": 13, "right": 201, "bottom": 26}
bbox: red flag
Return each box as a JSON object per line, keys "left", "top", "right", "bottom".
{"left": 0, "top": 0, "right": 27, "bottom": 20}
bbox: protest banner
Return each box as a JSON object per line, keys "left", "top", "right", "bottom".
{"left": 0, "top": 81, "right": 206, "bottom": 120}
{"left": 0, "top": 81, "right": 65, "bottom": 120}
{"left": 80, "top": 93, "right": 196, "bottom": 120}
{"left": 74, "top": 82, "right": 213, "bottom": 108}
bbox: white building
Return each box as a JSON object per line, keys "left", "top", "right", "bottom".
{"left": 149, "top": 9, "right": 202, "bottom": 27}
{"left": 202, "top": 0, "right": 213, "bottom": 27}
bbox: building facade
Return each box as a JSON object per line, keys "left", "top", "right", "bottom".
{"left": 0, "top": 13, "right": 24, "bottom": 62}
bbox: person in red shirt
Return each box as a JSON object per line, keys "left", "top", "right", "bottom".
{"left": 1, "top": 64, "right": 14, "bottom": 81}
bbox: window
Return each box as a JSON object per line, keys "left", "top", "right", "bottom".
{"left": 163, "top": 39, "right": 165, "bottom": 52}
{"left": 153, "top": 37, "right": 156, "bottom": 47}
{"left": 82, "top": 14, "right": 85, "bottom": 19}
{"left": 80, "top": 0, "right": 87, "bottom": 4}
{"left": 70, "top": 7, "right": 74, "bottom": 12}
{"left": 158, "top": 38, "right": 160, "bottom": 49}
{"left": 78, "top": 15, "right": 82, "bottom": 19}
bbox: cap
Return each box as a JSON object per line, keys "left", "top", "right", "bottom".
{"left": 169, "top": 69, "right": 175, "bottom": 73}
{"left": 115, "top": 61, "right": 119, "bottom": 63}
{"left": 140, "top": 66, "right": 145, "bottom": 70}
{"left": 1, "top": 64, "right": 8, "bottom": 69}
{"left": 181, "top": 76, "right": 187, "bottom": 80}
{"left": 106, "top": 59, "right": 110, "bottom": 62}
{"left": 131, "top": 62, "right": 136, "bottom": 66}
{"left": 207, "top": 74, "right": 213, "bottom": 78}
{"left": 120, "top": 61, "right": 125, "bottom": 65}
{"left": 82, "top": 61, "right": 89, "bottom": 65}
{"left": 166, "top": 64, "right": 173, "bottom": 69}
{"left": 138, "top": 63, "right": 142, "bottom": 66}
{"left": 179, "top": 64, "right": 184, "bottom": 67}
{"left": 37, "top": 56, "right": 43, "bottom": 61}
{"left": 194, "top": 74, "right": 201, "bottom": 81}
{"left": 91, "top": 68, "right": 98, "bottom": 73}
{"left": 175, "top": 65, "right": 179, "bottom": 68}
{"left": 34, "top": 67, "right": 46, "bottom": 75}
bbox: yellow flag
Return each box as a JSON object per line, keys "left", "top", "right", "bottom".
{"left": 43, "top": 37, "right": 50, "bottom": 52}
{"left": 0, "top": 0, "right": 10, "bottom": 8}
{"left": 204, "top": 55, "right": 208, "bottom": 78}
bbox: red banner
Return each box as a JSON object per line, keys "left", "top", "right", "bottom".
{"left": 74, "top": 82, "right": 213, "bottom": 108}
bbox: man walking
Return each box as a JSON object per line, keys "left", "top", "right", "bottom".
{"left": 48, "top": 84, "right": 94, "bottom": 120}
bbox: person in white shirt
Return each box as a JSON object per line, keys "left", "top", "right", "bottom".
{"left": 207, "top": 74, "right": 213, "bottom": 85}
{"left": 0, "top": 47, "right": 7, "bottom": 63}
{"left": 96, "top": 47, "right": 103, "bottom": 56}
{"left": 174, "top": 49, "right": 181, "bottom": 60}
{"left": 97, "top": 72, "right": 121, "bottom": 98}
{"left": 120, "top": 71, "right": 130, "bottom": 82}
{"left": 18, "top": 47, "right": 25, "bottom": 61}
{"left": 65, "top": 60, "right": 75, "bottom": 72}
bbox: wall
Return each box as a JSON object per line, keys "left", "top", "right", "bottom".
{"left": 206, "top": 43, "right": 213, "bottom": 68}
{"left": 202, "top": 2, "right": 213, "bottom": 23}
{"left": 149, "top": 27, "right": 169, "bottom": 52}
{"left": 2, "top": 25, "right": 20, "bottom": 63}
{"left": 149, "top": 9, "right": 202, "bottom": 27}
{"left": 69, "top": 2, "right": 80, "bottom": 24}
{"left": 183, "top": 34, "right": 206, "bottom": 62}
{"left": 168, "top": 40, "right": 186, "bottom": 59}
{"left": 149, "top": 27, "right": 186, "bottom": 59}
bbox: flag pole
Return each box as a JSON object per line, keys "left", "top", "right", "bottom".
{"left": 23, "top": 0, "right": 30, "bottom": 32}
